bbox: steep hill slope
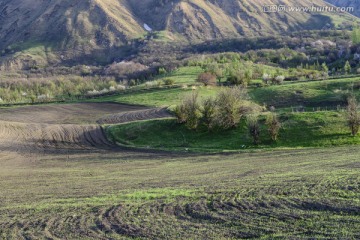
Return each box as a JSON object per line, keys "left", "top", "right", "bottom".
{"left": 325, "top": 0, "right": 360, "bottom": 17}
{"left": 0, "top": 0, "right": 358, "bottom": 69}
{"left": 0, "top": 0, "right": 145, "bottom": 68}
{"left": 0, "top": 0, "right": 145, "bottom": 49}
{"left": 130, "top": 0, "right": 357, "bottom": 40}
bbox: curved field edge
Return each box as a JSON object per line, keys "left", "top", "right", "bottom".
{"left": 0, "top": 147, "right": 359, "bottom": 239}
{"left": 106, "top": 111, "right": 360, "bottom": 153}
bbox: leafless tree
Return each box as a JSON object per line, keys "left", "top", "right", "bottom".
{"left": 196, "top": 72, "right": 217, "bottom": 86}
{"left": 247, "top": 114, "right": 261, "bottom": 145}
{"left": 347, "top": 96, "right": 360, "bottom": 136}
{"left": 266, "top": 112, "right": 281, "bottom": 141}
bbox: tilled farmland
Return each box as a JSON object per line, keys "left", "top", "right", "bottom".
{"left": 0, "top": 103, "right": 359, "bottom": 239}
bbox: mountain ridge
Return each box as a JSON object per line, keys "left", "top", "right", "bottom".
{"left": 0, "top": 0, "right": 359, "bottom": 69}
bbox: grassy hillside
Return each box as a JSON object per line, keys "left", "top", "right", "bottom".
{"left": 107, "top": 111, "right": 360, "bottom": 152}
{"left": 89, "top": 86, "right": 218, "bottom": 107}
{"left": 1, "top": 146, "right": 359, "bottom": 238}
{"left": 250, "top": 77, "right": 360, "bottom": 108}
{"left": 326, "top": 0, "right": 360, "bottom": 17}
{"left": 86, "top": 68, "right": 360, "bottom": 109}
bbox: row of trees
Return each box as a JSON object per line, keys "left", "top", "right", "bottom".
{"left": 196, "top": 60, "right": 359, "bottom": 89}
{"left": 174, "top": 87, "right": 250, "bottom": 130}
{"left": 194, "top": 57, "right": 337, "bottom": 88}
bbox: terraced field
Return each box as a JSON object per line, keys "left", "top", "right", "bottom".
{"left": 0, "top": 103, "right": 359, "bottom": 239}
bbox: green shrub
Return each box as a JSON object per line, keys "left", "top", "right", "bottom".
{"left": 227, "top": 72, "right": 248, "bottom": 86}
{"left": 174, "top": 92, "right": 202, "bottom": 130}
{"left": 201, "top": 97, "right": 216, "bottom": 130}
{"left": 214, "top": 86, "right": 248, "bottom": 129}
{"left": 163, "top": 78, "right": 175, "bottom": 86}
{"left": 129, "top": 79, "right": 137, "bottom": 86}
{"left": 266, "top": 113, "right": 281, "bottom": 141}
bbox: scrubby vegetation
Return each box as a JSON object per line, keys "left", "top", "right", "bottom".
{"left": 174, "top": 87, "right": 259, "bottom": 131}
{"left": 107, "top": 110, "right": 360, "bottom": 152}
{"left": 0, "top": 74, "right": 126, "bottom": 104}
{"left": 2, "top": 3, "right": 360, "bottom": 238}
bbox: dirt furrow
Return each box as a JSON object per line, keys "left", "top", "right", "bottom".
{"left": 96, "top": 108, "right": 172, "bottom": 125}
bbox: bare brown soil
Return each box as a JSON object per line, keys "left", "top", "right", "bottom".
{"left": 97, "top": 107, "right": 172, "bottom": 124}
{"left": 0, "top": 103, "right": 170, "bottom": 154}
{"left": 0, "top": 103, "right": 150, "bottom": 124}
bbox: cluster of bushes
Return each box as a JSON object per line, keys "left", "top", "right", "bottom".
{"left": 105, "top": 61, "right": 155, "bottom": 81}
{"left": 86, "top": 84, "right": 126, "bottom": 97}
{"left": 144, "top": 78, "right": 175, "bottom": 88}
{"left": 174, "top": 87, "right": 251, "bottom": 130}
{"left": 262, "top": 74, "right": 285, "bottom": 85}
{"left": 173, "top": 87, "right": 282, "bottom": 144}
{"left": 192, "top": 55, "right": 330, "bottom": 88}
{"left": 244, "top": 113, "right": 281, "bottom": 145}
{"left": 173, "top": 89, "right": 360, "bottom": 146}
{"left": 196, "top": 57, "right": 358, "bottom": 88}
{"left": 9, "top": 65, "right": 103, "bottom": 77}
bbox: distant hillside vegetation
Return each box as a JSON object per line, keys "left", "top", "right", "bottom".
{"left": 325, "top": 0, "right": 360, "bottom": 17}
{"left": 0, "top": 0, "right": 358, "bottom": 69}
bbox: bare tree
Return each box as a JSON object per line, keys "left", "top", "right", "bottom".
{"left": 266, "top": 112, "right": 281, "bottom": 141}
{"left": 196, "top": 72, "right": 217, "bottom": 86}
{"left": 272, "top": 75, "right": 285, "bottom": 85}
{"left": 247, "top": 114, "right": 261, "bottom": 145}
{"left": 347, "top": 96, "right": 360, "bottom": 136}
{"left": 174, "top": 104, "right": 187, "bottom": 124}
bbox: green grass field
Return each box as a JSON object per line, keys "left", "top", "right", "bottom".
{"left": 1, "top": 66, "right": 360, "bottom": 239}
{"left": 154, "top": 66, "right": 203, "bottom": 85}
{"left": 87, "top": 70, "right": 360, "bottom": 110}
{"left": 250, "top": 77, "right": 360, "bottom": 108}
{"left": 1, "top": 147, "right": 359, "bottom": 239}
{"left": 107, "top": 111, "right": 360, "bottom": 152}
{"left": 90, "top": 86, "right": 218, "bottom": 107}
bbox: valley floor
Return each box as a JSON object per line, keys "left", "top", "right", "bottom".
{"left": 0, "top": 103, "right": 359, "bottom": 239}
